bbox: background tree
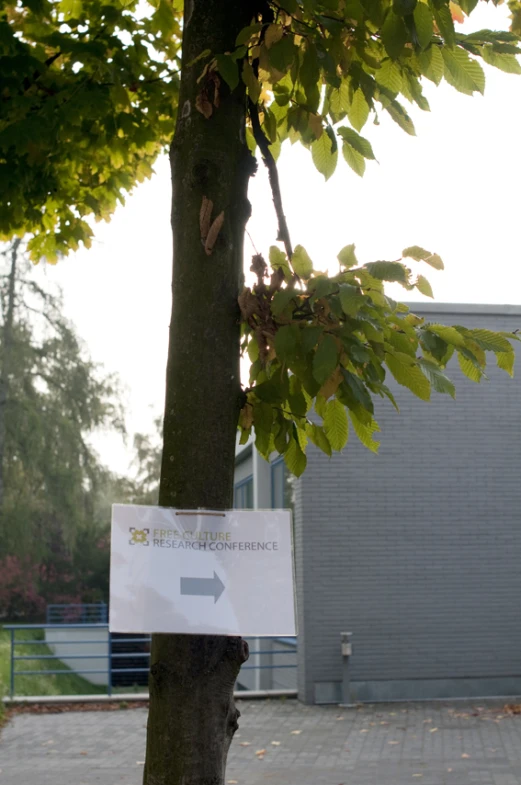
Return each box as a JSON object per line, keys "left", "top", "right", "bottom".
{"left": 0, "top": 239, "right": 124, "bottom": 617}
{"left": 2, "top": 1, "right": 521, "bottom": 784}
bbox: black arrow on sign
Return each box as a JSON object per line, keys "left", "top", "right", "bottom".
{"left": 180, "top": 571, "right": 225, "bottom": 603}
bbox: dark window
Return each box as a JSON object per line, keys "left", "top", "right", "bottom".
{"left": 271, "top": 458, "right": 294, "bottom": 511}
{"left": 234, "top": 476, "right": 253, "bottom": 509}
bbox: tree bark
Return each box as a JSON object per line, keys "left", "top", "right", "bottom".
{"left": 143, "top": 1, "right": 259, "bottom": 783}
{"left": 0, "top": 238, "right": 21, "bottom": 513}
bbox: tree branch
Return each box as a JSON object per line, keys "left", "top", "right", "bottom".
{"left": 248, "top": 98, "right": 293, "bottom": 261}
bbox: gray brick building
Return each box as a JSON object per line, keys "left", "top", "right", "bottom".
{"left": 235, "top": 303, "right": 521, "bottom": 704}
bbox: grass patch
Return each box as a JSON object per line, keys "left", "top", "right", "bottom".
{"left": 0, "top": 626, "right": 104, "bottom": 699}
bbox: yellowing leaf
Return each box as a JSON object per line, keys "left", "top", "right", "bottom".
{"left": 342, "top": 142, "right": 365, "bottom": 177}
{"left": 265, "top": 23, "right": 284, "bottom": 48}
{"left": 323, "top": 398, "right": 348, "bottom": 451}
{"left": 449, "top": 1, "right": 465, "bottom": 23}
{"left": 311, "top": 131, "right": 337, "bottom": 180}
{"left": 386, "top": 352, "right": 431, "bottom": 401}
{"left": 292, "top": 245, "right": 313, "bottom": 278}
{"left": 347, "top": 88, "right": 370, "bottom": 131}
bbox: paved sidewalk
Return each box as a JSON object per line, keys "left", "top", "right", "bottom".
{"left": 1, "top": 699, "right": 521, "bottom": 785}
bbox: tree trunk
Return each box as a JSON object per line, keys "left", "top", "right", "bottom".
{"left": 143, "top": 1, "right": 259, "bottom": 783}
{"left": 0, "top": 238, "right": 21, "bottom": 512}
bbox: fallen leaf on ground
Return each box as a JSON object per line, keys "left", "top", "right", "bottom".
{"left": 461, "top": 753, "right": 469, "bottom": 759}
{"left": 271, "top": 741, "right": 281, "bottom": 746}
{"left": 239, "top": 742, "right": 251, "bottom": 747}
{"left": 380, "top": 721, "right": 388, "bottom": 725}
{"left": 255, "top": 749, "right": 266, "bottom": 756}
{"left": 430, "top": 728, "right": 438, "bottom": 733}
{"left": 447, "top": 768, "right": 453, "bottom": 772}
{"left": 136, "top": 761, "right": 145, "bottom": 765}
{"left": 360, "top": 729, "right": 369, "bottom": 733}
{"left": 423, "top": 719, "right": 432, "bottom": 724}
{"left": 79, "top": 751, "right": 88, "bottom": 756}
{"left": 290, "top": 730, "right": 302, "bottom": 735}
{"left": 336, "top": 716, "right": 344, "bottom": 721}
{"left": 227, "top": 780, "right": 238, "bottom": 784}
{"left": 388, "top": 741, "right": 400, "bottom": 745}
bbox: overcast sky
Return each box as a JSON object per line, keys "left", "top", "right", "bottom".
{"left": 32, "top": 3, "right": 521, "bottom": 473}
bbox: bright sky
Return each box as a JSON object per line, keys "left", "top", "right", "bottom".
{"left": 33, "top": 3, "right": 521, "bottom": 474}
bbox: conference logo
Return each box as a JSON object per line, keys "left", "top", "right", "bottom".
{"left": 129, "top": 527, "right": 150, "bottom": 546}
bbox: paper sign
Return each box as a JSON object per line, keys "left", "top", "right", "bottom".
{"left": 109, "top": 504, "right": 296, "bottom": 637}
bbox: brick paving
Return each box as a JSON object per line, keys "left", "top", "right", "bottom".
{"left": 1, "top": 699, "right": 521, "bottom": 785}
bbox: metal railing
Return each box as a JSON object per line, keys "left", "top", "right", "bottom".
{"left": 3, "top": 624, "right": 297, "bottom": 700}
{"left": 46, "top": 603, "right": 108, "bottom": 624}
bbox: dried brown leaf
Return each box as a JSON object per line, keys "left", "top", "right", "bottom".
{"left": 199, "top": 196, "right": 213, "bottom": 241}
{"left": 195, "top": 92, "right": 213, "bottom": 119}
{"left": 205, "top": 211, "right": 225, "bottom": 256}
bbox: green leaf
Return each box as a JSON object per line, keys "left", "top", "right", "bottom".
{"left": 323, "top": 398, "right": 349, "bottom": 450}
{"left": 481, "top": 44, "right": 521, "bottom": 74}
{"left": 269, "top": 245, "right": 292, "bottom": 281}
{"left": 416, "top": 274, "right": 434, "bottom": 298}
{"left": 313, "top": 334, "right": 339, "bottom": 385}
{"left": 442, "top": 47, "right": 485, "bottom": 95}
{"left": 465, "top": 328, "right": 513, "bottom": 353}
{"left": 385, "top": 351, "right": 431, "bottom": 400}
{"left": 301, "top": 326, "right": 324, "bottom": 354}
{"left": 364, "top": 261, "right": 410, "bottom": 284}
{"left": 342, "top": 143, "right": 365, "bottom": 176}
{"left": 275, "top": 325, "right": 300, "bottom": 363}
{"left": 311, "top": 130, "right": 338, "bottom": 180}
{"left": 419, "top": 358, "right": 456, "bottom": 397}
{"left": 381, "top": 10, "right": 408, "bottom": 59}
{"left": 347, "top": 88, "right": 370, "bottom": 131}
{"left": 337, "top": 244, "right": 359, "bottom": 268}
{"left": 418, "top": 45, "right": 445, "bottom": 84}
{"left": 253, "top": 401, "right": 274, "bottom": 457}
{"left": 428, "top": 324, "right": 465, "bottom": 347}
{"left": 433, "top": 3, "right": 455, "bottom": 47}
{"left": 413, "top": 2, "right": 434, "bottom": 49}
{"left": 341, "top": 369, "right": 374, "bottom": 413}
{"left": 215, "top": 54, "right": 239, "bottom": 91}
{"left": 375, "top": 58, "right": 403, "bottom": 93}
{"left": 338, "top": 127, "right": 375, "bottom": 159}
{"left": 269, "top": 35, "right": 297, "bottom": 73}
{"left": 458, "top": 351, "right": 483, "bottom": 382}
{"left": 292, "top": 245, "right": 314, "bottom": 278}
{"left": 272, "top": 288, "right": 297, "bottom": 317}
{"left": 306, "top": 422, "right": 332, "bottom": 457}
{"left": 339, "top": 283, "right": 366, "bottom": 316}
{"left": 402, "top": 245, "right": 444, "bottom": 269}
{"left": 254, "top": 380, "right": 285, "bottom": 403}
{"left": 386, "top": 100, "right": 416, "bottom": 135}
{"left": 284, "top": 435, "right": 307, "bottom": 476}
{"left": 349, "top": 410, "right": 380, "bottom": 452}
{"left": 236, "top": 23, "right": 263, "bottom": 46}
{"left": 242, "top": 61, "right": 261, "bottom": 103}
{"left": 263, "top": 106, "right": 278, "bottom": 144}
{"left": 496, "top": 350, "right": 515, "bottom": 376}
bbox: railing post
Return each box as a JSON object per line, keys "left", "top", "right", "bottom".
{"left": 107, "top": 630, "right": 113, "bottom": 697}
{"left": 10, "top": 627, "right": 15, "bottom": 699}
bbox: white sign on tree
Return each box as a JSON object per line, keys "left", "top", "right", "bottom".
{"left": 110, "top": 504, "right": 296, "bottom": 636}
